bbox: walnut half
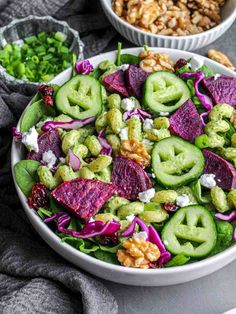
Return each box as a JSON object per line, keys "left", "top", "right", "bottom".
{"left": 117, "top": 237, "right": 161, "bottom": 268}
{"left": 208, "top": 49, "right": 235, "bottom": 71}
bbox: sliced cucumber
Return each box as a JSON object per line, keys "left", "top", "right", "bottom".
{"left": 152, "top": 136, "right": 204, "bottom": 188}
{"left": 55, "top": 74, "right": 102, "bottom": 120}
{"left": 20, "top": 99, "right": 56, "bottom": 132}
{"left": 162, "top": 205, "right": 217, "bottom": 258}
{"left": 143, "top": 71, "right": 190, "bottom": 113}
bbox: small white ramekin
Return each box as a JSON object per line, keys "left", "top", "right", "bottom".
{"left": 100, "top": 0, "right": 236, "bottom": 51}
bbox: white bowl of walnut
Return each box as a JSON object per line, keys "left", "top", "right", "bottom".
{"left": 100, "top": 0, "right": 236, "bottom": 51}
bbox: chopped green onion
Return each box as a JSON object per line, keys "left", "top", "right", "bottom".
{"left": 195, "top": 134, "right": 209, "bottom": 149}
{"left": 116, "top": 42, "right": 122, "bottom": 66}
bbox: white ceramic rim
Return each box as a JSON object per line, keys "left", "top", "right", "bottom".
{"left": 11, "top": 47, "right": 236, "bottom": 278}
{"left": 100, "top": 0, "right": 236, "bottom": 40}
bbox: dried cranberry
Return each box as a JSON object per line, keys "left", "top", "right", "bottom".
{"left": 38, "top": 84, "right": 54, "bottom": 107}
{"left": 162, "top": 202, "right": 178, "bottom": 212}
{"left": 28, "top": 183, "right": 48, "bottom": 209}
{"left": 174, "top": 58, "right": 187, "bottom": 72}
{"left": 99, "top": 233, "right": 118, "bottom": 246}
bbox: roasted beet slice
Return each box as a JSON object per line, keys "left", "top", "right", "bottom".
{"left": 169, "top": 99, "right": 203, "bottom": 142}
{"left": 103, "top": 70, "right": 129, "bottom": 97}
{"left": 125, "top": 64, "right": 149, "bottom": 99}
{"left": 203, "top": 149, "right": 236, "bottom": 190}
{"left": 202, "top": 75, "right": 236, "bottom": 107}
{"left": 27, "top": 128, "right": 62, "bottom": 162}
{"left": 112, "top": 156, "right": 152, "bottom": 200}
{"left": 51, "top": 178, "right": 116, "bottom": 222}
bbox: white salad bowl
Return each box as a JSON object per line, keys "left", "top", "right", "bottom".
{"left": 100, "top": 0, "right": 236, "bottom": 51}
{"left": 11, "top": 48, "right": 236, "bottom": 286}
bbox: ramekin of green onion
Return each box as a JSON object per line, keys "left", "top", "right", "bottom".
{"left": 0, "top": 16, "right": 84, "bottom": 84}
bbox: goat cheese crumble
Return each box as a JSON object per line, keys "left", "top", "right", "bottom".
{"left": 126, "top": 213, "right": 135, "bottom": 222}
{"left": 138, "top": 188, "right": 155, "bottom": 203}
{"left": 121, "top": 98, "right": 136, "bottom": 111}
{"left": 189, "top": 56, "right": 204, "bottom": 71}
{"left": 22, "top": 126, "right": 39, "bottom": 152}
{"left": 176, "top": 194, "right": 191, "bottom": 207}
{"left": 133, "top": 231, "right": 148, "bottom": 241}
{"left": 118, "top": 64, "right": 129, "bottom": 71}
{"left": 119, "top": 127, "right": 129, "bottom": 141}
{"left": 159, "top": 112, "right": 169, "bottom": 117}
{"left": 143, "top": 118, "right": 153, "bottom": 131}
{"left": 200, "top": 173, "right": 216, "bottom": 189}
{"left": 42, "top": 150, "right": 57, "bottom": 169}
{"left": 214, "top": 73, "right": 221, "bottom": 80}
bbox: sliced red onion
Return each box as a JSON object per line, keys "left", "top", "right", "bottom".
{"left": 215, "top": 211, "right": 236, "bottom": 222}
{"left": 123, "top": 108, "right": 152, "bottom": 122}
{"left": 121, "top": 217, "right": 150, "bottom": 239}
{"left": 42, "top": 117, "right": 96, "bottom": 131}
{"left": 233, "top": 227, "right": 236, "bottom": 241}
{"left": 68, "top": 150, "right": 81, "bottom": 171}
{"left": 200, "top": 112, "right": 208, "bottom": 126}
{"left": 75, "top": 60, "right": 94, "bottom": 75}
{"left": 12, "top": 127, "right": 22, "bottom": 142}
{"left": 98, "top": 130, "right": 112, "bottom": 156}
{"left": 180, "top": 72, "right": 213, "bottom": 116}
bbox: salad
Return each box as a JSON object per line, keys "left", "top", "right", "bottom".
{"left": 13, "top": 44, "right": 236, "bottom": 269}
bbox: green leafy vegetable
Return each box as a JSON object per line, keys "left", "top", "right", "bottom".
{"left": 191, "top": 180, "right": 211, "bottom": 204}
{"left": 165, "top": 254, "right": 190, "bottom": 267}
{"left": 14, "top": 160, "right": 40, "bottom": 196}
{"left": 198, "top": 64, "right": 214, "bottom": 78}
{"left": 61, "top": 236, "right": 100, "bottom": 254}
{"left": 20, "top": 99, "right": 56, "bottom": 132}
{"left": 116, "top": 42, "right": 122, "bottom": 66}
{"left": 89, "top": 67, "right": 103, "bottom": 80}
{"left": 37, "top": 207, "right": 52, "bottom": 219}
{"left": 94, "top": 250, "right": 119, "bottom": 264}
{"left": 120, "top": 54, "right": 141, "bottom": 65}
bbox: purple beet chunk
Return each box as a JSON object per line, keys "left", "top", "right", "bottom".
{"left": 203, "top": 149, "right": 236, "bottom": 190}
{"left": 202, "top": 75, "right": 236, "bottom": 107}
{"left": 27, "top": 129, "right": 62, "bottom": 163}
{"left": 51, "top": 178, "right": 116, "bottom": 222}
{"left": 169, "top": 99, "right": 203, "bottom": 142}
{"left": 103, "top": 70, "right": 129, "bottom": 97}
{"left": 112, "top": 156, "right": 152, "bottom": 200}
{"left": 125, "top": 64, "right": 149, "bottom": 98}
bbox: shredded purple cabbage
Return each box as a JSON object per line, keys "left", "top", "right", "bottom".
{"left": 45, "top": 213, "right": 120, "bottom": 239}
{"left": 180, "top": 72, "right": 213, "bottom": 121}
{"left": 98, "top": 130, "right": 112, "bottom": 156}
{"left": 68, "top": 150, "right": 81, "bottom": 171}
{"left": 123, "top": 108, "right": 151, "bottom": 122}
{"left": 41, "top": 117, "right": 96, "bottom": 131}
{"left": 12, "top": 127, "right": 22, "bottom": 142}
{"left": 215, "top": 211, "right": 236, "bottom": 222}
{"left": 75, "top": 60, "right": 94, "bottom": 75}
{"left": 121, "top": 217, "right": 150, "bottom": 239}
{"left": 149, "top": 225, "right": 171, "bottom": 267}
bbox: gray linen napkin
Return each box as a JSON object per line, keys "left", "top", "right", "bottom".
{"left": 0, "top": 0, "right": 119, "bottom": 313}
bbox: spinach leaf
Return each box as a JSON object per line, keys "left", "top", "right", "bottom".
{"left": 94, "top": 250, "right": 119, "bottom": 265}
{"left": 165, "top": 254, "right": 190, "bottom": 267}
{"left": 120, "top": 54, "right": 141, "bottom": 65}
{"left": 14, "top": 160, "right": 40, "bottom": 196}
{"left": 20, "top": 99, "right": 56, "bottom": 132}
{"left": 61, "top": 236, "right": 100, "bottom": 254}
{"left": 99, "top": 243, "right": 121, "bottom": 253}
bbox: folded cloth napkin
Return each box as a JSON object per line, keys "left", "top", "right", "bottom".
{"left": 0, "top": 0, "right": 119, "bottom": 313}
